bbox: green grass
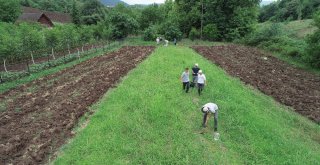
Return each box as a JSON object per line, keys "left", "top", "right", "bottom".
{"left": 0, "top": 43, "right": 122, "bottom": 93}
{"left": 54, "top": 46, "right": 320, "bottom": 164}
{"left": 283, "top": 19, "right": 317, "bottom": 39}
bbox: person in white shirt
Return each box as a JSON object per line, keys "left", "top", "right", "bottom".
{"left": 197, "top": 70, "right": 206, "bottom": 95}
{"left": 201, "top": 102, "right": 218, "bottom": 132}
{"left": 164, "top": 39, "right": 169, "bottom": 46}
{"left": 156, "top": 37, "right": 160, "bottom": 45}
{"left": 180, "top": 67, "right": 190, "bottom": 93}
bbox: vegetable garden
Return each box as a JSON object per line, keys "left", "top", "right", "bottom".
{"left": 0, "top": 46, "right": 155, "bottom": 164}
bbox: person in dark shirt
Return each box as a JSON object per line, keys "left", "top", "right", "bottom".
{"left": 192, "top": 63, "right": 200, "bottom": 85}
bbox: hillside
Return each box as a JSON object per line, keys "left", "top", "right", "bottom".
{"left": 100, "top": 0, "right": 128, "bottom": 6}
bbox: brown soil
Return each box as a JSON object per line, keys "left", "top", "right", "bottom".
{"left": 0, "top": 46, "right": 155, "bottom": 165}
{"left": 192, "top": 45, "right": 320, "bottom": 123}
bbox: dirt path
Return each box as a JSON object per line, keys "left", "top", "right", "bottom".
{"left": 0, "top": 46, "right": 155, "bottom": 165}
{"left": 192, "top": 45, "right": 320, "bottom": 123}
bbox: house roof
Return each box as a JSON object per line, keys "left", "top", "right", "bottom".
{"left": 44, "top": 11, "right": 72, "bottom": 23}
{"left": 22, "top": 7, "right": 72, "bottom": 23}
{"left": 17, "top": 13, "right": 43, "bottom": 22}
{"left": 16, "top": 13, "right": 54, "bottom": 27}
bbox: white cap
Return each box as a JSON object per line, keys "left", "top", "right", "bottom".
{"left": 198, "top": 70, "right": 202, "bottom": 73}
{"left": 195, "top": 63, "right": 198, "bottom": 66}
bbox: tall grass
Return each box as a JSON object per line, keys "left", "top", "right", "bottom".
{"left": 54, "top": 46, "right": 320, "bottom": 164}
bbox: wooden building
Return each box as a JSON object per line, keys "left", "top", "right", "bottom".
{"left": 16, "top": 13, "right": 54, "bottom": 27}
{"left": 16, "top": 7, "right": 72, "bottom": 27}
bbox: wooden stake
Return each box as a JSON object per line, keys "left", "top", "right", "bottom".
{"left": 68, "top": 44, "right": 71, "bottom": 55}
{"left": 3, "top": 59, "right": 8, "bottom": 73}
{"left": 52, "top": 47, "right": 56, "bottom": 60}
{"left": 31, "top": 51, "right": 35, "bottom": 64}
{"left": 77, "top": 48, "right": 80, "bottom": 59}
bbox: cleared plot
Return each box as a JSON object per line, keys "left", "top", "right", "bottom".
{"left": 193, "top": 45, "right": 320, "bottom": 123}
{"left": 0, "top": 46, "right": 155, "bottom": 165}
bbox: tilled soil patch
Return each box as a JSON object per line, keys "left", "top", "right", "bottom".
{"left": 0, "top": 46, "right": 155, "bottom": 165}
{"left": 192, "top": 45, "right": 320, "bottom": 123}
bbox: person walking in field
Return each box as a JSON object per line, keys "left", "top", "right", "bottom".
{"left": 192, "top": 63, "right": 200, "bottom": 85}
{"left": 174, "top": 38, "right": 177, "bottom": 46}
{"left": 197, "top": 70, "right": 206, "bottom": 95}
{"left": 156, "top": 37, "right": 160, "bottom": 45}
{"left": 164, "top": 39, "right": 169, "bottom": 47}
{"left": 201, "top": 102, "right": 220, "bottom": 140}
{"left": 180, "top": 67, "right": 190, "bottom": 93}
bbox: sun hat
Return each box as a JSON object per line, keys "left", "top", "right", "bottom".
{"left": 195, "top": 63, "right": 198, "bottom": 66}
{"left": 198, "top": 70, "right": 202, "bottom": 73}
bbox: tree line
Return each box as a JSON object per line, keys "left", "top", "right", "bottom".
{"left": 259, "top": 0, "right": 320, "bottom": 22}
{"left": 0, "top": 23, "right": 106, "bottom": 63}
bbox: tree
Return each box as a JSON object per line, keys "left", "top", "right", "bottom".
{"left": 71, "top": 0, "right": 81, "bottom": 25}
{"left": 0, "top": 0, "right": 21, "bottom": 23}
{"left": 139, "top": 4, "right": 164, "bottom": 30}
{"left": 306, "top": 11, "right": 320, "bottom": 68}
{"left": 80, "top": 0, "right": 105, "bottom": 25}
{"left": 109, "top": 12, "right": 139, "bottom": 39}
{"left": 19, "top": 23, "right": 44, "bottom": 60}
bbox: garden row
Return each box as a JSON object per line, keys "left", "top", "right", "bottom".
{"left": 193, "top": 45, "right": 320, "bottom": 123}
{"left": 0, "top": 46, "right": 155, "bottom": 165}
{"left": 0, "top": 41, "right": 120, "bottom": 83}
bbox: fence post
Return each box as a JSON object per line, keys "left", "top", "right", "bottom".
{"left": 77, "top": 48, "right": 80, "bottom": 59}
{"left": 31, "top": 51, "right": 35, "bottom": 65}
{"left": 26, "top": 60, "right": 30, "bottom": 73}
{"left": 52, "top": 47, "right": 56, "bottom": 60}
{"left": 3, "top": 59, "right": 8, "bottom": 73}
{"left": 47, "top": 53, "right": 50, "bottom": 67}
{"left": 0, "top": 73, "right": 3, "bottom": 83}
{"left": 68, "top": 44, "right": 71, "bottom": 55}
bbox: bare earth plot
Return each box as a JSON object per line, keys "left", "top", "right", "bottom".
{"left": 0, "top": 46, "right": 155, "bottom": 165}
{"left": 192, "top": 45, "right": 320, "bottom": 123}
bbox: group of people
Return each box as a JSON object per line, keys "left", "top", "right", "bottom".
{"left": 180, "top": 63, "right": 219, "bottom": 140}
{"left": 180, "top": 63, "right": 206, "bottom": 96}
{"left": 156, "top": 37, "right": 177, "bottom": 46}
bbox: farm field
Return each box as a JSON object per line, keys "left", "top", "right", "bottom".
{"left": 54, "top": 46, "right": 320, "bottom": 164}
{"left": 0, "top": 46, "right": 155, "bottom": 164}
{"left": 193, "top": 45, "right": 320, "bottom": 123}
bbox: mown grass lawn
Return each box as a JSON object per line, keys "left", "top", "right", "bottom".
{"left": 54, "top": 46, "right": 320, "bottom": 164}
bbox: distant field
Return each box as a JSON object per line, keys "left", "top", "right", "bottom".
{"left": 284, "top": 19, "right": 317, "bottom": 39}
{"left": 54, "top": 46, "right": 320, "bottom": 164}
{"left": 259, "top": 19, "right": 317, "bottom": 39}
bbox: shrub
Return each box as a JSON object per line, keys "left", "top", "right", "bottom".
{"left": 189, "top": 28, "right": 200, "bottom": 41}
{"left": 305, "top": 30, "right": 320, "bottom": 68}
{"left": 164, "top": 25, "right": 182, "bottom": 41}
{"left": 203, "top": 24, "right": 219, "bottom": 41}
{"left": 305, "top": 11, "right": 320, "bottom": 68}
{"left": 143, "top": 26, "right": 158, "bottom": 41}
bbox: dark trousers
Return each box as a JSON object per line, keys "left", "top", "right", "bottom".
{"left": 198, "top": 83, "right": 204, "bottom": 95}
{"left": 202, "top": 112, "right": 218, "bottom": 132}
{"left": 182, "top": 82, "right": 189, "bottom": 93}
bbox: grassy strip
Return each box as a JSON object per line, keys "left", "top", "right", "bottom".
{"left": 54, "top": 46, "right": 320, "bottom": 164}
{"left": 0, "top": 42, "right": 121, "bottom": 93}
